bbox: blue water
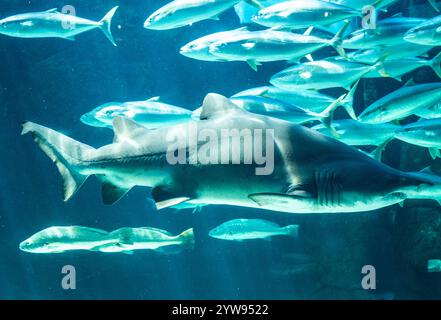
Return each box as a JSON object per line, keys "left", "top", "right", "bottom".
{"left": 1, "top": 0, "right": 441, "bottom": 300}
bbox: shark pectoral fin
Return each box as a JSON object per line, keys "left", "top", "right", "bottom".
{"left": 246, "top": 60, "right": 261, "bottom": 71}
{"left": 101, "top": 181, "right": 131, "bottom": 205}
{"left": 429, "top": 148, "right": 441, "bottom": 160}
{"left": 152, "top": 186, "right": 191, "bottom": 210}
{"left": 436, "top": 199, "right": 441, "bottom": 206}
{"left": 64, "top": 36, "right": 76, "bottom": 41}
{"left": 249, "top": 193, "right": 307, "bottom": 207}
{"left": 121, "top": 250, "right": 134, "bottom": 255}
{"left": 209, "top": 15, "right": 221, "bottom": 21}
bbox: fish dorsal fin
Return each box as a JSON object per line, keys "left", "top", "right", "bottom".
{"left": 199, "top": 93, "right": 241, "bottom": 120}
{"left": 420, "top": 166, "right": 435, "bottom": 175}
{"left": 140, "top": 227, "right": 173, "bottom": 236}
{"left": 147, "top": 96, "right": 160, "bottom": 102}
{"left": 46, "top": 8, "right": 59, "bottom": 13}
{"left": 403, "top": 78, "right": 416, "bottom": 87}
{"left": 112, "top": 117, "right": 148, "bottom": 144}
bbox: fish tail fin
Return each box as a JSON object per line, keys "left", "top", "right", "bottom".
{"left": 371, "top": 138, "right": 393, "bottom": 161}
{"left": 21, "top": 121, "right": 95, "bottom": 201}
{"left": 341, "top": 80, "right": 359, "bottom": 120}
{"left": 429, "top": 0, "right": 441, "bottom": 12}
{"left": 330, "top": 20, "right": 350, "bottom": 59}
{"left": 244, "top": 0, "right": 264, "bottom": 9}
{"left": 371, "top": 54, "right": 389, "bottom": 77}
{"left": 99, "top": 6, "right": 119, "bottom": 47}
{"left": 431, "top": 51, "right": 441, "bottom": 78}
{"left": 283, "top": 225, "right": 299, "bottom": 238}
{"left": 178, "top": 228, "right": 195, "bottom": 251}
{"left": 319, "top": 94, "right": 347, "bottom": 138}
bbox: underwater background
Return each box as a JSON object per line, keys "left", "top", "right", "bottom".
{"left": 1, "top": 0, "right": 441, "bottom": 300}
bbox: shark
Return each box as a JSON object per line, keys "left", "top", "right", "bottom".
{"left": 22, "top": 93, "right": 441, "bottom": 214}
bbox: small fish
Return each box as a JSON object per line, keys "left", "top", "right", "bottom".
{"left": 358, "top": 82, "right": 441, "bottom": 124}
{"left": 209, "top": 219, "right": 299, "bottom": 241}
{"left": 207, "top": 24, "right": 348, "bottom": 71}
{"left": 329, "top": 0, "right": 399, "bottom": 10}
{"left": 428, "top": 259, "right": 441, "bottom": 272}
{"left": 405, "top": 15, "right": 441, "bottom": 46}
{"left": 362, "top": 52, "right": 441, "bottom": 80}
{"left": 231, "top": 85, "right": 354, "bottom": 114}
{"left": 0, "top": 7, "right": 118, "bottom": 46}
{"left": 144, "top": 0, "right": 261, "bottom": 30}
{"left": 234, "top": 0, "right": 283, "bottom": 24}
{"left": 270, "top": 57, "right": 385, "bottom": 91}
{"left": 251, "top": 0, "right": 360, "bottom": 29}
{"left": 180, "top": 27, "right": 249, "bottom": 62}
{"left": 312, "top": 120, "right": 399, "bottom": 147}
{"left": 230, "top": 94, "right": 347, "bottom": 136}
{"left": 19, "top": 226, "right": 114, "bottom": 254}
{"left": 102, "top": 227, "right": 195, "bottom": 254}
{"left": 346, "top": 43, "right": 433, "bottom": 65}
{"left": 395, "top": 119, "right": 441, "bottom": 159}
{"left": 342, "top": 16, "right": 426, "bottom": 50}
{"left": 80, "top": 97, "right": 192, "bottom": 129}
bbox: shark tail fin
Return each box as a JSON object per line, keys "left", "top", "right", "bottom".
{"left": 283, "top": 225, "right": 299, "bottom": 238}
{"left": 341, "top": 80, "right": 359, "bottom": 120}
{"left": 21, "top": 121, "right": 95, "bottom": 201}
{"left": 431, "top": 51, "right": 441, "bottom": 78}
{"left": 99, "top": 6, "right": 119, "bottom": 47}
{"left": 330, "top": 20, "right": 351, "bottom": 59}
{"left": 178, "top": 228, "right": 195, "bottom": 251}
{"left": 319, "top": 94, "right": 347, "bottom": 138}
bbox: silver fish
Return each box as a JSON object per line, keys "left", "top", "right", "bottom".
{"left": 80, "top": 97, "right": 192, "bottom": 129}
{"left": 395, "top": 119, "right": 441, "bottom": 159}
{"left": 209, "top": 219, "right": 299, "bottom": 241}
{"left": 270, "top": 57, "right": 385, "bottom": 90}
{"left": 358, "top": 82, "right": 441, "bottom": 124}
{"left": 0, "top": 7, "right": 118, "bottom": 46}
{"left": 19, "top": 226, "right": 114, "bottom": 254}
{"left": 101, "top": 227, "right": 195, "bottom": 254}
{"left": 405, "top": 14, "right": 441, "bottom": 46}
{"left": 207, "top": 25, "right": 348, "bottom": 71}
{"left": 251, "top": 0, "right": 360, "bottom": 29}
{"left": 342, "top": 16, "right": 426, "bottom": 50}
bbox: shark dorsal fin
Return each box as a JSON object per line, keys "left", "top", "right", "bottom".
{"left": 199, "top": 93, "right": 241, "bottom": 120}
{"left": 147, "top": 96, "right": 160, "bottom": 102}
{"left": 112, "top": 117, "right": 148, "bottom": 144}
